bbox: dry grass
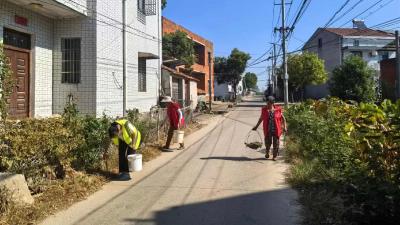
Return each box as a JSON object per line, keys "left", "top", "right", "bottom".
{"left": 0, "top": 174, "right": 106, "bottom": 225}
{"left": 142, "top": 145, "right": 162, "bottom": 163}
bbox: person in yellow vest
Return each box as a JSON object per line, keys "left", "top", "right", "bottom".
{"left": 108, "top": 119, "right": 142, "bottom": 180}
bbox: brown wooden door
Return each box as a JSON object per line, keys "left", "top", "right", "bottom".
{"left": 5, "top": 48, "right": 30, "bottom": 118}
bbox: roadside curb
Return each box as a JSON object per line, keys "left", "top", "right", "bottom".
{"left": 40, "top": 112, "right": 230, "bottom": 225}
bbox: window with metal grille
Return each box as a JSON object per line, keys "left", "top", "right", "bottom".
{"left": 138, "top": 58, "right": 147, "bottom": 92}
{"left": 145, "top": 0, "right": 157, "bottom": 16}
{"left": 137, "top": 0, "right": 146, "bottom": 24}
{"left": 61, "top": 38, "right": 81, "bottom": 84}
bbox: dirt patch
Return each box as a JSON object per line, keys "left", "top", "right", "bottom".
{"left": 0, "top": 174, "right": 106, "bottom": 225}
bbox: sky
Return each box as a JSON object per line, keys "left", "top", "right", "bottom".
{"left": 162, "top": 0, "right": 400, "bottom": 90}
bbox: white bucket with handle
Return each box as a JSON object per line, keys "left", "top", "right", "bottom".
{"left": 127, "top": 154, "right": 142, "bottom": 172}
{"left": 174, "top": 130, "right": 185, "bottom": 144}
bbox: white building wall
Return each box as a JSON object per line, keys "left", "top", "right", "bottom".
{"left": 54, "top": 0, "right": 88, "bottom": 15}
{"left": 95, "top": 0, "right": 161, "bottom": 116}
{"left": 95, "top": 0, "right": 124, "bottom": 116}
{"left": 189, "top": 81, "right": 198, "bottom": 109}
{"left": 53, "top": 0, "right": 97, "bottom": 115}
{"left": 0, "top": 1, "right": 53, "bottom": 117}
{"left": 126, "top": 0, "right": 161, "bottom": 113}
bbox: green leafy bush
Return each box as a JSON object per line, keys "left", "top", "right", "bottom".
{"left": 329, "top": 56, "right": 376, "bottom": 102}
{"left": 71, "top": 115, "right": 111, "bottom": 171}
{"left": 286, "top": 98, "right": 400, "bottom": 224}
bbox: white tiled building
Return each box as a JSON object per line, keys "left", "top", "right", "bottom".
{"left": 0, "top": 0, "right": 162, "bottom": 118}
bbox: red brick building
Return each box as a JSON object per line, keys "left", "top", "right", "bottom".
{"left": 380, "top": 58, "right": 396, "bottom": 101}
{"left": 162, "top": 17, "right": 214, "bottom": 98}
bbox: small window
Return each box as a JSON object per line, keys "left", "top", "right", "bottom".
{"left": 318, "top": 38, "right": 323, "bottom": 48}
{"left": 3, "top": 28, "right": 31, "bottom": 50}
{"left": 380, "top": 52, "right": 389, "bottom": 60}
{"left": 138, "top": 58, "right": 147, "bottom": 92}
{"left": 354, "top": 40, "right": 360, "bottom": 47}
{"left": 351, "top": 51, "right": 363, "bottom": 58}
{"left": 137, "top": 0, "right": 146, "bottom": 24}
{"left": 137, "top": 0, "right": 145, "bottom": 14}
{"left": 61, "top": 38, "right": 81, "bottom": 84}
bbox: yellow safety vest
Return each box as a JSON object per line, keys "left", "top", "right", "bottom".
{"left": 112, "top": 119, "right": 142, "bottom": 150}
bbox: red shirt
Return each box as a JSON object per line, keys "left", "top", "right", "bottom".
{"left": 167, "top": 102, "right": 183, "bottom": 129}
{"left": 261, "top": 105, "right": 283, "bottom": 137}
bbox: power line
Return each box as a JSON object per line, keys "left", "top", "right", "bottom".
{"left": 64, "top": 0, "right": 161, "bottom": 42}
{"left": 324, "top": 0, "right": 352, "bottom": 28}
{"left": 362, "top": 0, "right": 396, "bottom": 20}
{"left": 338, "top": 0, "right": 387, "bottom": 28}
{"left": 289, "top": 0, "right": 312, "bottom": 29}
{"left": 329, "top": 0, "right": 366, "bottom": 27}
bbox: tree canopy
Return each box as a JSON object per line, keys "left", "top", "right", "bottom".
{"left": 214, "top": 48, "right": 251, "bottom": 85}
{"left": 244, "top": 72, "right": 258, "bottom": 89}
{"left": 162, "top": 30, "right": 195, "bottom": 67}
{"left": 287, "top": 52, "right": 327, "bottom": 91}
{"left": 162, "top": 0, "right": 167, "bottom": 10}
{"left": 329, "top": 55, "right": 376, "bottom": 102}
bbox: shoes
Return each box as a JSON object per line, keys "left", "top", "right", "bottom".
{"left": 162, "top": 146, "right": 174, "bottom": 151}
{"left": 118, "top": 172, "right": 131, "bottom": 181}
{"left": 265, "top": 153, "right": 270, "bottom": 159}
{"left": 177, "top": 145, "right": 185, "bottom": 150}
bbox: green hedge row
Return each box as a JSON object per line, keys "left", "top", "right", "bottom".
{"left": 0, "top": 105, "right": 160, "bottom": 186}
{"left": 285, "top": 98, "right": 400, "bottom": 225}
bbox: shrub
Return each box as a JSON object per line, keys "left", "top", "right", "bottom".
{"left": 71, "top": 115, "right": 112, "bottom": 171}
{"left": 0, "top": 118, "right": 83, "bottom": 181}
{"left": 286, "top": 98, "right": 400, "bottom": 224}
{"left": 329, "top": 56, "right": 376, "bottom": 102}
{"left": 0, "top": 43, "right": 15, "bottom": 121}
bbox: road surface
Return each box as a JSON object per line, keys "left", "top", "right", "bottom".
{"left": 42, "top": 97, "right": 299, "bottom": 225}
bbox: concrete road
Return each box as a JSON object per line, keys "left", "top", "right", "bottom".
{"left": 42, "top": 97, "right": 299, "bottom": 225}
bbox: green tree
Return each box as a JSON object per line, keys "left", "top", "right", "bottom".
{"left": 288, "top": 52, "right": 327, "bottom": 96}
{"left": 162, "top": 30, "right": 195, "bottom": 67}
{"left": 214, "top": 48, "right": 251, "bottom": 99}
{"left": 329, "top": 55, "right": 376, "bottom": 102}
{"left": 0, "top": 43, "right": 14, "bottom": 121}
{"left": 244, "top": 72, "right": 258, "bottom": 89}
{"left": 162, "top": 0, "right": 167, "bottom": 10}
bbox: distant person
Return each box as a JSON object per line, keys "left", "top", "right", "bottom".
{"left": 253, "top": 96, "right": 287, "bottom": 160}
{"left": 109, "top": 119, "right": 142, "bottom": 180}
{"left": 162, "top": 96, "right": 185, "bottom": 151}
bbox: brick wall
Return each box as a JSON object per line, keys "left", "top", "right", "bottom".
{"left": 162, "top": 17, "right": 214, "bottom": 97}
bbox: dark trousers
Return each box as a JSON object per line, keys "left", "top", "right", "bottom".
{"left": 265, "top": 135, "right": 280, "bottom": 158}
{"left": 165, "top": 126, "right": 184, "bottom": 148}
{"left": 118, "top": 141, "right": 136, "bottom": 173}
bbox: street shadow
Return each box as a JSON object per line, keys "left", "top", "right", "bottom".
{"left": 236, "top": 104, "right": 263, "bottom": 108}
{"left": 124, "top": 189, "right": 300, "bottom": 225}
{"left": 200, "top": 156, "right": 266, "bottom": 162}
{"left": 241, "top": 100, "right": 263, "bottom": 103}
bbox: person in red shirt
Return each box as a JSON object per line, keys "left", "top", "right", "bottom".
{"left": 162, "top": 96, "right": 185, "bottom": 151}
{"left": 253, "top": 96, "right": 287, "bottom": 160}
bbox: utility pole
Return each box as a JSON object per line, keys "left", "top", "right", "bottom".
{"left": 274, "top": 0, "right": 290, "bottom": 105}
{"left": 122, "top": 0, "right": 127, "bottom": 116}
{"left": 396, "top": 31, "right": 400, "bottom": 99}
{"left": 208, "top": 52, "right": 212, "bottom": 111}
{"left": 281, "top": 0, "right": 289, "bottom": 106}
{"left": 271, "top": 43, "right": 276, "bottom": 95}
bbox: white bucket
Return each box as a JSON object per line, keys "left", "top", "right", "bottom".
{"left": 174, "top": 130, "right": 185, "bottom": 144}
{"left": 127, "top": 154, "right": 142, "bottom": 172}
